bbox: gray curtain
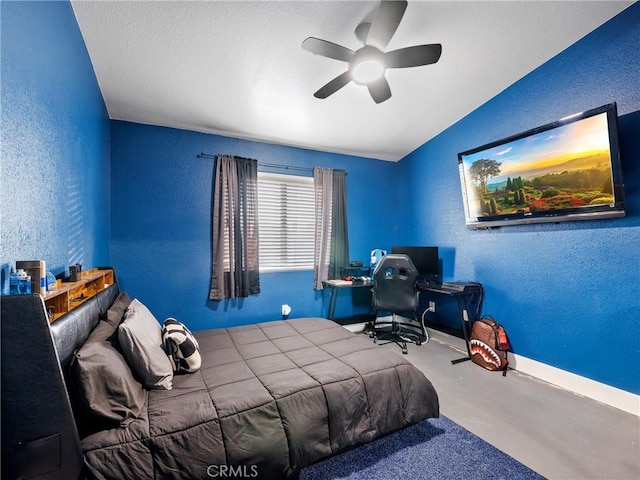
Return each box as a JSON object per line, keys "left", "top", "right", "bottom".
{"left": 313, "top": 167, "right": 349, "bottom": 290}
{"left": 209, "top": 155, "right": 260, "bottom": 300}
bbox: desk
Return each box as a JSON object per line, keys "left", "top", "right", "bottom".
{"left": 322, "top": 279, "right": 373, "bottom": 322}
{"left": 418, "top": 282, "right": 484, "bottom": 364}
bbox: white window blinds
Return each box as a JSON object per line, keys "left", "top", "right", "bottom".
{"left": 257, "top": 171, "right": 315, "bottom": 270}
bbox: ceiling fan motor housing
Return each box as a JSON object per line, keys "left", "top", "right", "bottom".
{"left": 350, "top": 46, "right": 386, "bottom": 85}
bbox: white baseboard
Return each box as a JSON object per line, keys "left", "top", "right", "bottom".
{"left": 343, "top": 323, "right": 367, "bottom": 333}
{"left": 344, "top": 322, "right": 639, "bottom": 416}
{"left": 429, "top": 328, "right": 639, "bottom": 416}
{"left": 510, "top": 353, "right": 639, "bottom": 417}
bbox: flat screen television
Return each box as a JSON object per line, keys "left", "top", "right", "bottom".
{"left": 391, "top": 246, "right": 439, "bottom": 280}
{"left": 457, "top": 103, "right": 626, "bottom": 229}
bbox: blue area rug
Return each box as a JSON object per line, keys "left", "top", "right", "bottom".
{"left": 299, "top": 416, "right": 545, "bottom": 480}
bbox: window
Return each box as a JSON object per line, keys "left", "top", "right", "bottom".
{"left": 257, "top": 172, "right": 315, "bottom": 271}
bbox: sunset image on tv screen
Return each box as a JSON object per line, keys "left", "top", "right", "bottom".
{"left": 460, "top": 112, "right": 614, "bottom": 219}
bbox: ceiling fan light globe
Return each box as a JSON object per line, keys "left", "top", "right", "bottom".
{"left": 352, "top": 59, "right": 385, "bottom": 85}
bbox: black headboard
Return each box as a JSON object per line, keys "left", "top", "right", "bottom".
{"left": 50, "top": 282, "right": 120, "bottom": 368}
{"left": 1, "top": 278, "right": 120, "bottom": 480}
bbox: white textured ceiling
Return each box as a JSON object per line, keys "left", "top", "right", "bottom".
{"left": 71, "top": 1, "right": 632, "bottom": 161}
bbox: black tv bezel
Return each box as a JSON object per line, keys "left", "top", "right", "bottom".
{"left": 457, "top": 102, "right": 626, "bottom": 229}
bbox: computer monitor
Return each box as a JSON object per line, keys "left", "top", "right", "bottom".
{"left": 390, "top": 246, "right": 440, "bottom": 280}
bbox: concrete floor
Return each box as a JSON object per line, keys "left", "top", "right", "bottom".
{"left": 350, "top": 325, "right": 640, "bottom": 480}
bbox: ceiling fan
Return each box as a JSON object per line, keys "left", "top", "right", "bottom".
{"left": 301, "top": 0, "right": 442, "bottom": 104}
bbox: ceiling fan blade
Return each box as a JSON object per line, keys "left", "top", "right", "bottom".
{"left": 384, "top": 44, "right": 443, "bottom": 68}
{"left": 314, "top": 71, "right": 353, "bottom": 99}
{"left": 367, "top": 76, "right": 392, "bottom": 104}
{"left": 302, "top": 37, "right": 355, "bottom": 63}
{"left": 354, "top": 22, "right": 371, "bottom": 45}
{"left": 366, "top": 0, "right": 408, "bottom": 51}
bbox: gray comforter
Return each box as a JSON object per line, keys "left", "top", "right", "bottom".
{"left": 82, "top": 318, "right": 439, "bottom": 479}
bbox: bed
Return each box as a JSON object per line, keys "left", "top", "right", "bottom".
{"left": 24, "top": 281, "right": 439, "bottom": 479}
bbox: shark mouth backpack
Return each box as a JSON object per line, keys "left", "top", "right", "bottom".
{"left": 469, "top": 316, "right": 511, "bottom": 376}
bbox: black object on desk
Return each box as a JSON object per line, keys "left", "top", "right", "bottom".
{"left": 340, "top": 266, "right": 371, "bottom": 279}
{"left": 418, "top": 281, "right": 484, "bottom": 364}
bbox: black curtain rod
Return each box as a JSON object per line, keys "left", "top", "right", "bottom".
{"left": 197, "top": 152, "right": 315, "bottom": 173}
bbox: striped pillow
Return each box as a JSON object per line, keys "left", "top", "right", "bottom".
{"left": 162, "top": 318, "right": 201, "bottom": 373}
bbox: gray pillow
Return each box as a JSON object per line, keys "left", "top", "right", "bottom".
{"left": 71, "top": 321, "right": 146, "bottom": 427}
{"left": 118, "top": 299, "right": 173, "bottom": 390}
{"left": 104, "top": 291, "right": 132, "bottom": 327}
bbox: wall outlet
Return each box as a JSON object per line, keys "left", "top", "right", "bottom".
{"left": 428, "top": 301, "right": 436, "bottom": 312}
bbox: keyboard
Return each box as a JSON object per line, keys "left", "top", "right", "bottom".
{"left": 441, "top": 281, "right": 483, "bottom": 292}
{"left": 441, "top": 282, "right": 468, "bottom": 292}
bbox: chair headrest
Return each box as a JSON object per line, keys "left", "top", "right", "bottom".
{"left": 373, "top": 254, "right": 418, "bottom": 274}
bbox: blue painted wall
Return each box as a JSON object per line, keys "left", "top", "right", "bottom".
{"left": 397, "top": 3, "right": 640, "bottom": 394}
{"left": 0, "top": 0, "right": 110, "bottom": 289}
{"left": 110, "top": 121, "right": 397, "bottom": 330}
{"left": 2, "top": 1, "right": 638, "bottom": 396}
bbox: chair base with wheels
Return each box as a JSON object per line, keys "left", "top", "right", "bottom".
{"left": 371, "top": 313, "right": 427, "bottom": 354}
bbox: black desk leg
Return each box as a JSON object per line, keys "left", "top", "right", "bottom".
{"left": 327, "top": 287, "right": 338, "bottom": 321}
{"left": 451, "top": 295, "right": 473, "bottom": 365}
